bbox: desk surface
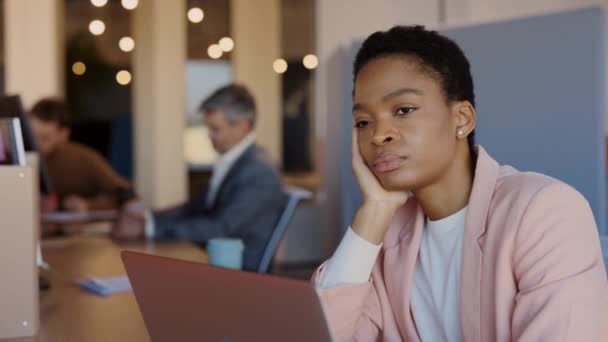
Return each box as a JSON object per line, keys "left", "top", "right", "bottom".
{"left": 7, "top": 232, "right": 207, "bottom": 342}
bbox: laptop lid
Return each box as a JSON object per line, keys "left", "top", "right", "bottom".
{"left": 122, "top": 251, "right": 333, "bottom": 342}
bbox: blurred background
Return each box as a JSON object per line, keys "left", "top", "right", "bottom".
{"left": 2, "top": 0, "right": 607, "bottom": 272}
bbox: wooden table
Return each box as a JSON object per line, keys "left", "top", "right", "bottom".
{"left": 6, "top": 231, "right": 207, "bottom": 342}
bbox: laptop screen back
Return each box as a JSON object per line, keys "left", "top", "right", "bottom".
{"left": 122, "top": 251, "right": 333, "bottom": 342}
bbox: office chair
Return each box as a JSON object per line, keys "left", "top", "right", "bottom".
{"left": 257, "top": 186, "right": 313, "bottom": 273}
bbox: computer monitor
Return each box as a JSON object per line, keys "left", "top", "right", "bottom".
{"left": 0, "top": 117, "right": 26, "bottom": 166}
{"left": 0, "top": 95, "right": 54, "bottom": 194}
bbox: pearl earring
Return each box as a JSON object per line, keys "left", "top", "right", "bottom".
{"left": 457, "top": 130, "right": 464, "bottom": 136}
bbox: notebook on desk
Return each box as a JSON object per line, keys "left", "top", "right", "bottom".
{"left": 122, "top": 251, "right": 334, "bottom": 342}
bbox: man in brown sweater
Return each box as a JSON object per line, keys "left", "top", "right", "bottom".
{"left": 30, "top": 98, "right": 132, "bottom": 234}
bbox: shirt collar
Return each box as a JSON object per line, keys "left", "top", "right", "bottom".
{"left": 214, "top": 132, "right": 256, "bottom": 171}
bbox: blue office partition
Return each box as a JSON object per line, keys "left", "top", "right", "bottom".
{"left": 444, "top": 7, "right": 606, "bottom": 233}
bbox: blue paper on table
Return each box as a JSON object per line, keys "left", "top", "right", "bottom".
{"left": 76, "top": 276, "right": 132, "bottom": 296}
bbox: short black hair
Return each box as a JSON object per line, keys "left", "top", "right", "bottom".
{"left": 354, "top": 25, "right": 476, "bottom": 153}
{"left": 30, "top": 98, "right": 71, "bottom": 128}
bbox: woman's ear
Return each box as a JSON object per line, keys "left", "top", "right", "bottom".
{"left": 453, "top": 101, "right": 476, "bottom": 139}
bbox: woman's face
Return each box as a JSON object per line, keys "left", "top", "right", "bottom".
{"left": 353, "top": 56, "right": 470, "bottom": 192}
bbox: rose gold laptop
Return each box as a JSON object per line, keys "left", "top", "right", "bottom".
{"left": 122, "top": 251, "right": 333, "bottom": 342}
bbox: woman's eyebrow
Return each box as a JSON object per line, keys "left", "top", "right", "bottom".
{"left": 353, "top": 87, "right": 423, "bottom": 113}
{"left": 381, "top": 88, "right": 423, "bottom": 102}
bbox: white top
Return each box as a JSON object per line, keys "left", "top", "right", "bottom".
{"left": 144, "top": 133, "right": 256, "bottom": 238}
{"left": 318, "top": 207, "right": 467, "bottom": 342}
{"left": 411, "top": 207, "right": 466, "bottom": 342}
{"left": 320, "top": 227, "right": 383, "bottom": 288}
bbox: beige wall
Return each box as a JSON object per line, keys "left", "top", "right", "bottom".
{"left": 231, "top": 0, "right": 282, "bottom": 164}
{"left": 132, "top": 0, "right": 187, "bottom": 208}
{"left": 4, "top": 0, "right": 64, "bottom": 108}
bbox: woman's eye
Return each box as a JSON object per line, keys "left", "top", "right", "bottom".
{"left": 396, "top": 107, "right": 416, "bottom": 116}
{"left": 355, "top": 120, "right": 370, "bottom": 128}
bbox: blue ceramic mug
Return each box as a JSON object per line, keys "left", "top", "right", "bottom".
{"left": 207, "top": 238, "right": 245, "bottom": 270}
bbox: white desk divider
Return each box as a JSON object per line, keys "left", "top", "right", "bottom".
{"left": 0, "top": 153, "right": 39, "bottom": 338}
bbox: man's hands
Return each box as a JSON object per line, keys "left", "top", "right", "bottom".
{"left": 111, "top": 199, "right": 146, "bottom": 241}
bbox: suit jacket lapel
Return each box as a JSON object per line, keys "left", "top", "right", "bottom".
{"left": 460, "top": 146, "right": 500, "bottom": 342}
{"left": 383, "top": 199, "right": 425, "bottom": 341}
{"left": 208, "top": 145, "right": 255, "bottom": 211}
{"left": 353, "top": 145, "right": 502, "bottom": 341}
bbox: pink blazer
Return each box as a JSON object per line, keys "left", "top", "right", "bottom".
{"left": 314, "top": 146, "right": 608, "bottom": 341}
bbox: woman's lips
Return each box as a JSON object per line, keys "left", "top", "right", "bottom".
{"left": 372, "top": 153, "right": 406, "bottom": 173}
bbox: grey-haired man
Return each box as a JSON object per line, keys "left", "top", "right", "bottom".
{"left": 113, "top": 84, "right": 286, "bottom": 272}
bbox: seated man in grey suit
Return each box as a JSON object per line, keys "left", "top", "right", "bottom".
{"left": 112, "top": 84, "right": 287, "bottom": 271}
